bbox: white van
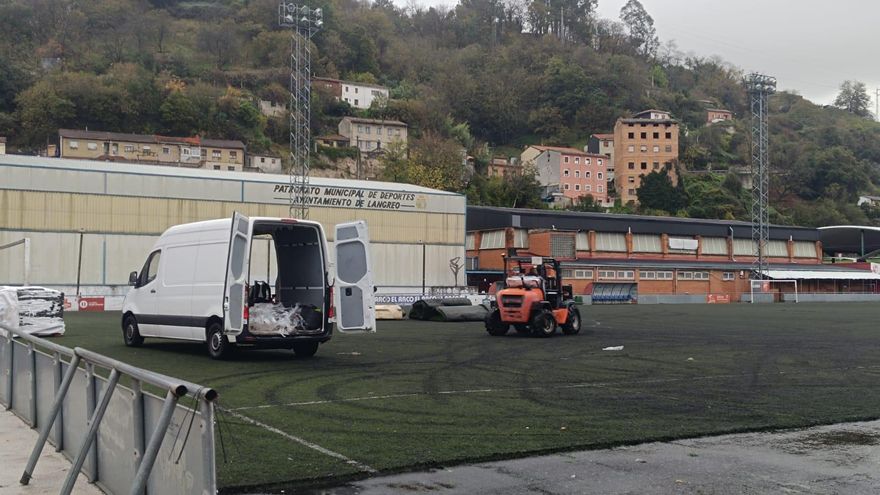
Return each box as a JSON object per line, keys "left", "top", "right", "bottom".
{"left": 121, "top": 212, "right": 375, "bottom": 359}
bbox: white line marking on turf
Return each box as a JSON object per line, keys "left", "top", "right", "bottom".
{"left": 222, "top": 408, "right": 377, "bottom": 473}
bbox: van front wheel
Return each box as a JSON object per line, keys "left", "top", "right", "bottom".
{"left": 122, "top": 316, "right": 144, "bottom": 347}
{"left": 292, "top": 341, "right": 319, "bottom": 357}
{"left": 207, "top": 322, "right": 234, "bottom": 360}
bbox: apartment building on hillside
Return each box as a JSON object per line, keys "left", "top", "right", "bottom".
{"left": 313, "top": 77, "right": 389, "bottom": 110}
{"left": 613, "top": 110, "right": 680, "bottom": 204}
{"left": 587, "top": 133, "right": 615, "bottom": 182}
{"left": 58, "top": 129, "right": 246, "bottom": 171}
{"left": 520, "top": 145, "right": 609, "bottom": 206}
{"left": 338, "top": 117, "right": 408, "bottom": 153}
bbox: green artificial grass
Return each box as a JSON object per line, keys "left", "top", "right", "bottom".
{"left": 57, "top": 303, "right": 880, "bottom": 491}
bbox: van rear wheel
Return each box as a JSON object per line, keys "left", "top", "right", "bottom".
{"left": 207, "top": 322, "right": 234, "bottom": 360}
{"left": 292, "top": 341, "right": 319, "bottom": 357}
{"left": 122, "top": 316, "right": 144, "bottom": 347}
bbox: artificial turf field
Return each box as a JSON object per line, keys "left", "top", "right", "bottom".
{"left": 59, "top": 303, "right": 880, "bottom": 492}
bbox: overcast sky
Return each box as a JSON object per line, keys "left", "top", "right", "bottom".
{"left": 399, "top": 0, "right": 880, "bottom": 107}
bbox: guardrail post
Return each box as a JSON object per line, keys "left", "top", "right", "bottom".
{"left": 130, "top": 390, "right": 180, "bottom": 495}
{"left": 28, "top": 342, "right": 36, "bottom": 427}
{"left": 200, "top": 399, "right": 217, "bottom": 495}
{"left": 52, "top": 352, "right": 64, "bottom": 451}
{"left": 84, "top": 363, "right": 98, "bottom": 482}
{"left": 20, "top": 353, "right": 81, "bottom": 485}
{"left": 131, "top": 380, "right": 145, "bottom": 474}
{"left": 4, "top": 332, "right": 12, "bottom": 410}
{"left": 60, "top": 368, "right": 120, "bottom": 495}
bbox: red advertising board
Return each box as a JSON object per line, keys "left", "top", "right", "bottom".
{"left": 706, "top": 294, "right": 731, "bottom": 304}
{"left": 77, "top": 297, "right": 105, "bottom": 312}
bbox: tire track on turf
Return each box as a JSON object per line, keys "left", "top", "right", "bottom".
{"left": 221, "top": 407, "right": 377, "bottom": 473}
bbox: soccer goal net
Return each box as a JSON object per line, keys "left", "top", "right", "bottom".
{"left": 0, "top": 238, "right": 31, "bottom": 286}
{"left": 750, "top": 279, "right": 798, "bottom": 303}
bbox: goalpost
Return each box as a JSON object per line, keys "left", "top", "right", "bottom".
{"left": 0, "top": 238, "right": 31, "bottom": 286}
{"left": 750, "top": 279, "right": 798, "bottom": 303}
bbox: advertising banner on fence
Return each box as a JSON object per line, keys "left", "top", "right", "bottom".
{"left": 706, "top": 294, "right": 731, "bottom": 304}
{"left": 77, "top": 297, "right": 105, "bottom": 312}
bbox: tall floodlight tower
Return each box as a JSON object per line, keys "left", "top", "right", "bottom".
{"left": 744, "top": 73, "right": 776, "bottom": 278}
{"left": 279, "top": 2, "right": 323, "bottom": 218}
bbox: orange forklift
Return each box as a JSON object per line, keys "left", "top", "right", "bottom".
{"left": 485, "top": 256, "right": 581, "bottom": 337}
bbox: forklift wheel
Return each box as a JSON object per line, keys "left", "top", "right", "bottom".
{"left": 562, "top": 307, "right": 581, "bottom": 335}
{"left": 485, "top": 310, "right": 509, "bottom": 336}
{"left": 531, "top": 309, "right": 557, "bottom": 338}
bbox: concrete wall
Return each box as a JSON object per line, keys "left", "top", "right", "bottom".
{"left": 784, "top": 293, "right": 880, "bottom": 303}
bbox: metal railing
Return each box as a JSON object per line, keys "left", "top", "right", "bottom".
{"left": 0, "top": 324, "right": 217, "bottom": 495}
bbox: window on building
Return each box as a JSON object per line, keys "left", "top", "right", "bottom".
{"left": 585, "top": 185, "right": 592, "bottom": 192}
{"left": 695, "top": 272, "right": 710, "bottom": 280}
{"left": 163, "top": 147, "right": 170, "bottom": 154}
{"left": 564, "top": 184, "right": 570, "bottom": 190}
{"left": 628, "top": 132, "right": 634, "bottom": 139}
{"left": 230, "top": 151, "right": 238, "bottom": 160}
{"left": 628, "top": 162, "right": 635, "bottom": 170}
{"left": 653, "top": 132, "right": 659, "bottom": 139}
{"left": 653, "top": 145, "right": 660, "bottom": 152}
{"left": 586, "top": 171, "right": 591, "bottom": 179}
{"left": 227, "top": 166, "right": 235, "bottom": 171}
{"left": 345, "top": 86, "right": 349, "bottom": 91}
{"left": 365, "top": 125, "right": 370, "bottom": 134}
{"left": 183, "top": 148, "right": 190, "bottom": 156}
{"left": 466, "top": 257, "right": 479, "bottom": 270}
{"left": 344, "top": 98, "right": 350, "bottom": 103}
{"left": 357, "top": 125, "right": 364, "bottom": 132}
{"left": 617, "top": 270, "right": 634, "bottom": 280}
{"left": 628, "top": 188, "right": 636, "bottom": 195}
{"left": 665, "top": 145, "right": 672, "bottom": 152}
{"left": 513, "top": 229, "right": 529, "bottom": 249}
{"left": 355, "top": 87, "right": 359, "bottom": 93}
{"left": 550, "top": 233, "right": 576, "bottom": 259}
{"left": 576, "top": 231, "right": 589, "bottom": 250}
{"left": 653, "top": 162, "right": 660, "bottom": 170}
{"left": 212, "top": 150, "right": 221, "bottom": 159}
{"left": 632, "top": 234, "right": 662, "bottom": 253}
{"left": 640, "top": 132, "right": 647, "bottom": 139}
{"left": 563, "top": 169, "right": 570, "bottom": 177}
{"left": 702, "top": 237, "right": 728, "bottom": 255}
{"left": 68, "top": 140, "right": 79, "bottom": 149}
{"left": 723, "top": 272, "right": 735, "bottom": 281}
{"left": 640, "top": 271, "right": 656, "bottom": 280}
{"left": 142, "top": 146, "right": 151, "bottom": 153}
{"left": 598, "top": 185, "right": 604, "bottom": 193}
{"left": 678, "top": 271, "right": 694, "bottom": 280}
{"left": 388, "top": 128, "right": 393, "bottom": 136}
{"left": 575, "top": 170, "right": 580, "bottom": 178}
{"left": 794, "top": 241, "right": 817, "bottom": 258}
{"left": 585, "top": 158, "right": 591, "bottom": 165}
{"left": 564, "top": 156, "right": 570, "bottom": 163}
{"left": 260, "top": 157, "right": 265, "bottom": 163}
{"left": 665, "top": 132, "right": 672, "bottom": 139}
{"left": 641, "top": 162, "right": 647, "bottom": 170}
{"left": 598, "top": 270, "right": 616, "bottom": 279}
{"left": 575, "top": 157, "right": 580, "bottom": 164}
{"left": 628, "top": 176, "right": 635, "bottom": 184}
{"left": 733, "top": 238, "right": 758, "bottom": 256}
{"left": 628, "top": 145, "right": 635, "bottom": 152}
{"left": 354, "top": 99, "right": 359, "bottom": 106}
{"left": 213, "top": 165, "right": 220, "bottom": 170}
{"left": 597, "top": 172, "right": 603, "bottom": 180}
{"left": 574, "top": 184, "right": 581, "bottom": 191}
{"left": 480, "top": 230, "right": 506, "bottom": 249}
{"left": 595, "top": 233, "right": 626, "bottom": 252}
{"left": 575, "top": 269, "right": 593, "bottom": 279}
{"left": 465, "top": 233, "right": 476, "bottom": 250}
{"left": 640, "top": 145, "right": 648, "bottom": 152}
{"left": 201, "top": 149, "right": 207, "bottom": 158}
{"left": 598, "top": 159, "right": 603, "bottom": 166}
{"left": 124, "top": 145, "right": 134, "bottom": 153}
{"left": 87, "top": 142, "right": 97, "bottom": 150}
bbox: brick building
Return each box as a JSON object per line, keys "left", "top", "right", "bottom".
{"left": 613, "top": 110, "right": 679, "bottom": 204}
{"left": 587, "top": 133, "right": 615, "bottom": 181}
{"left": 520, "top": 146, "right": 609, "bottom": 206}
{"left": 465, "top": 206, "right": 880, "bottom": 302}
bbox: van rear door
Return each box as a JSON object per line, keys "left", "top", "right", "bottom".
{"left": 333, "top": 221, "right": 376, "bottom": 333}
{"left": 223, "top": 212, "right": 250, "bottom": 335}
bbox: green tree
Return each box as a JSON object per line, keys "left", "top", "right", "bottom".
{"left": 636, "top": 167, "right": 686, "bottom": 213}
{"left": 160, "top": 90, "right": 200, "bottom": 136}
{"left": 833, "top": 80, "right": 872, "bottom": 118}
{"left": 569, "top": 194, "right": 604, "bottom": 212}
{"left": 14, "top": 81, "right": 75, "bottom": 149}
{"left": 620, "top": 0, "right": 658, "bottom": 57}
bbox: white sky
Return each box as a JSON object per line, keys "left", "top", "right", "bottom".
{"left": 398, "top": 0, "right": 880, "bottom": 106}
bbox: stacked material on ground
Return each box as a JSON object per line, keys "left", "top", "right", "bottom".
{"left": 376, "top": 305, "right": 406, "bottom": 320}
{"left": 0, "top": 286, "right": 65, "bottom": 336}
{"left": 408, "top": 298, "right": 488, "bottom": 322}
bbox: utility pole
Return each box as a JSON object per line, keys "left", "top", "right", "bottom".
{"left": 875, "top": 88, "right": 879, "bottom": 121}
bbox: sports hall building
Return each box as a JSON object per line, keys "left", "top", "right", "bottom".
{"left": 466, "top": 206, "right": 880, "bottom": 303}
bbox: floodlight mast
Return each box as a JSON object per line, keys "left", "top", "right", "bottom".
{"left": 744, "top": 73, "right": 776, "bottom": 279}
{"left": 279, "top": 2, "right": 322, "bottom": 219}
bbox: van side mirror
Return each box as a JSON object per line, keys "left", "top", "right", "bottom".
{"left": 129, "top": 271, "right": 139, "bottom": 286}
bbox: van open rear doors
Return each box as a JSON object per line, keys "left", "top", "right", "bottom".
{"left": 333, "top": 221, "right": 376, "bottom": 333}
{"left": 224, "top": 212, "right": 250, "bottom": 335}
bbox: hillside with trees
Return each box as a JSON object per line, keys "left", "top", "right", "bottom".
{"left": 0, "top": 0, "right": 878, "bottom": 226}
